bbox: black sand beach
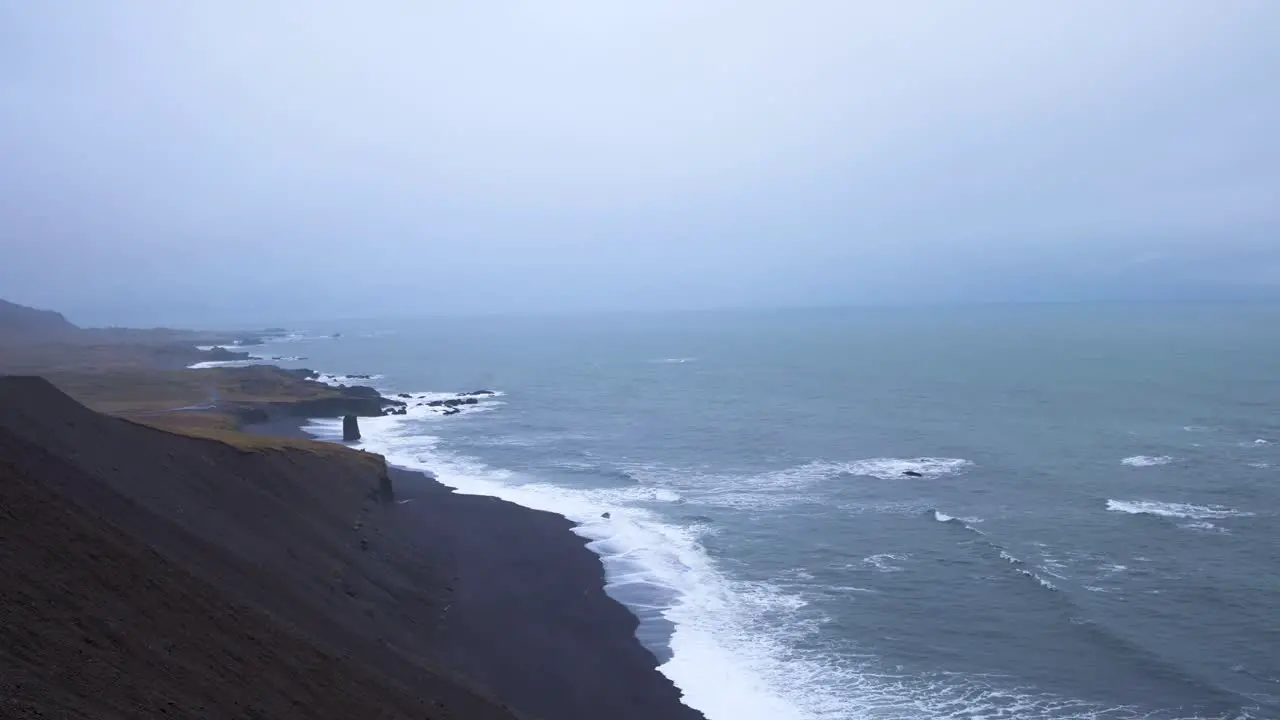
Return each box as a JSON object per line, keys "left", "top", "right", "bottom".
{"left": 248, "top": 417, "right": 705, "bottom": 720}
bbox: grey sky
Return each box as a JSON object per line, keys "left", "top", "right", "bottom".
{"left": 2, "top": 2, "right": 1278, "bottom": 325}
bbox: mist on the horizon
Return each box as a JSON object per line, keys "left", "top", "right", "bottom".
{"left": 2, "top": 2, "right": 1278, "bottom": 326}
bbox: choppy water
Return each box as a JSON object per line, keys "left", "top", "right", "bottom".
{"left": 239, "top": 304, "right": 1280, "bottom": 719}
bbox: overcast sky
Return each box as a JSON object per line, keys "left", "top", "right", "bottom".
{"left": 2, "top": 2, "right": 1278, "bottom": 326}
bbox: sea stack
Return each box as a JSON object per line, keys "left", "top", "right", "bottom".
{"left": 342, "top": 414, "right": 360, "bottom": 441}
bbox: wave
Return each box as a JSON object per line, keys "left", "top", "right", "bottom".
{"left": 618, "top": 457, "right": 972, "bottom": 511}
{"left": 328, "top": 415, "right": 835, "bottom": 718}
{"left": 1106, "top": 499, "right": 1255, "bottom": 520}
{"left": 994, "top": 549, "right": 1058, "bottom": 591}
{"left": 1121, "top": 455, "right": 1174, "bottom": 467}
{"left": 931, "top": 509, "right": 983, "bottom": 525}
{"left": 842, "top": 457, "right": 972, "bottom": 480}
{"left": 1179, "top": 520, "right": 1229, "bottom": 533}
{"left": 295, "top": 366, "right": 1197, "bottom": 720}
{"left": 862, "top": 553, "right": 908, "bottom": 573}
{"left": 648, "top": 358, "right": 697, "bottom": 364}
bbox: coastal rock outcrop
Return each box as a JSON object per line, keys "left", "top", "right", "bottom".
{"left": 342, "top": 414, "right": 361, "bottom": 441}
{"left": 427, "top": 397, "right": 479, "bottom": 410}
{"left": 206, "top": 346, "right": 252, "bottom": 361}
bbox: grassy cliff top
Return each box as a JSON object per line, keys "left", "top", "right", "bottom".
{"left": 43, "top": 365, "right": 342, "bottom": 414}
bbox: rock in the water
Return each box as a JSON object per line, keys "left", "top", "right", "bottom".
{"left": 442, "top": 407, "right": 461, "bottom": 416}
{"left": 601, "top": 512, "right": 611, "bottom": 519}
{"left": 902, "top": 470, "right": 924, "bottom": 478}
{"left": 342, "top": 414, "right": 361, "bottom": 441}
{"left": 397, "top": 393, "right": 411, "bottom": 398}
{"left": 459, "top": 390, "right": 496, "bottom": 397}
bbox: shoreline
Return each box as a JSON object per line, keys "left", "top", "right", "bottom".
{"left": 243, "top": 413, "right": 705, "bottom": 720}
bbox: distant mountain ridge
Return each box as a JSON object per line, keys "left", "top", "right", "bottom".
{"left": 0, "top": 298, "right": 80, "bottom": 342}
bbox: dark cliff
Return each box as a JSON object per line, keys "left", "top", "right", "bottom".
{"left": 0, "top": 298, "right": 79, "bottom": 343}
{"left": 0, "top": 376, "right": 524, "bottom": 720}
{"left": 0, "top": 376, "right": 705, "bottom": 720}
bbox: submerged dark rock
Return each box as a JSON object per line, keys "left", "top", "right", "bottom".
{"left": 459, "top": 390, "right": 496, "bottom": 397}
{"left": 902, "top": 470, "right": 924, "bottom": 477}
{"left": 342, "top": 414, "right": 361, "bottom": 441}
{"left": 397, "top": 393, "right": 411, "bottom": 398}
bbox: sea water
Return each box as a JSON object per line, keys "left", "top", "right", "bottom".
{"left": 236, "top": 304, "right": 1280, "bottom": 719}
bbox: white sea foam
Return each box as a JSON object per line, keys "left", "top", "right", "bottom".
{"left": 296, "top": 372, "right": 1170, "bottom": 720}
{"left": 625, "top": 458, "right": 971, "bottom": 511}
{"left": 1179, "top": 520, "right": 1227, "bottom": 533}
{"left": 339, "top": 414, "right": 833, "bottom": 718}
{"left": 1120, "top": 455, "right": 1174, "bottom": 467}
{"left": 1018, "top": 569, "right": 1059, "bottom": 591}
{"left": 649, "top": 357, "right": 697, "bottom": 364}
{"left": 188, "top": 359, "right": 254, "bottom": 369}
{"left": 932, "top": 510, "right": 983, "bottom": 525}
{"left": 842, "top": 457, "right": 973, "bottom": 479}
{"left": 1106, "top": 499, "right": 1255, "bottom": 520}
{"left": 311, "top": 372, "right": 385, "bottom": 387}
{"left": 862, "top": 553, "right": 908, "bottom": 573}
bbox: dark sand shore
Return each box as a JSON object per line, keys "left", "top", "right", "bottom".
{"left": 247, "top": 417, "right": 706, "bottom": 720}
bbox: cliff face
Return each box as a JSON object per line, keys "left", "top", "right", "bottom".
{"left": 0, "top": 298, "right": 79, "bottom": 343}
{"left": 0, "top": 377, "right": 522, "bottom": 720}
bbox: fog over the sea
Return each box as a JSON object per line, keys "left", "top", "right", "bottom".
{"left": 2, "top": 2, "right": 1278, "bottom": 326}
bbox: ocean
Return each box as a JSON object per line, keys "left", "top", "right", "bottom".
{"left": 236, "top": 304, "right": 1279, "bottom": 719}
